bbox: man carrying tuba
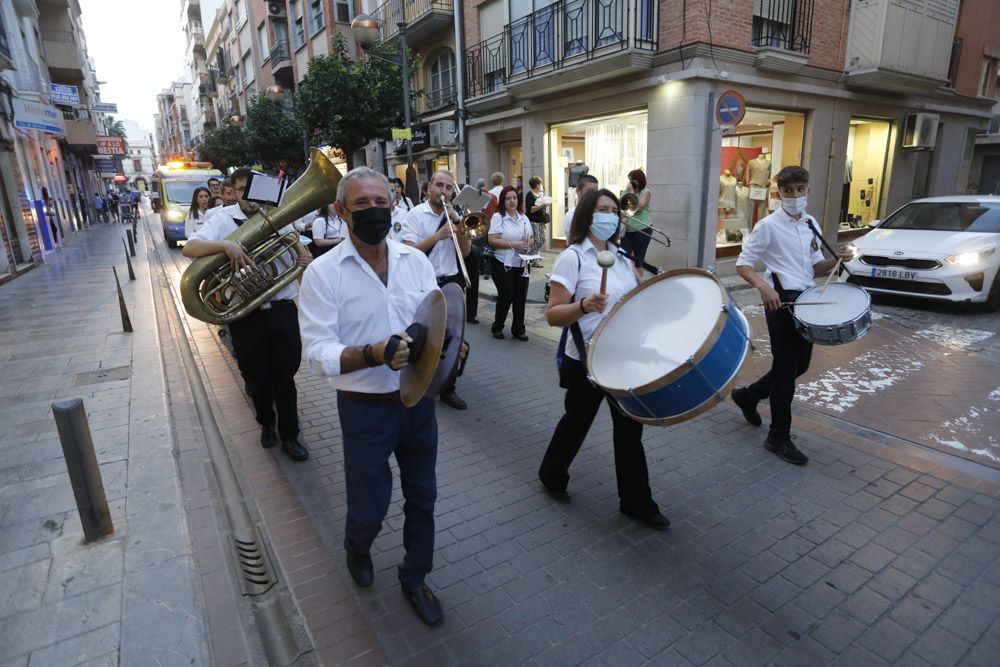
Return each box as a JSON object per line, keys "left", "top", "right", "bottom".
{"left": 182, "top": 167, "right": 313, "bottom": 462}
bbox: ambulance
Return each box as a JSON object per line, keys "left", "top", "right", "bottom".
{"left": 156, "top": 161, "right": 224, "bottom": 247}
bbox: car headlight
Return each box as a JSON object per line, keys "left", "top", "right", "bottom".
{"left": 164, "top": 209, "right": 184, "bottom": 222}
{"left": 945, "top": 247, "right": 996, "bottom": 267}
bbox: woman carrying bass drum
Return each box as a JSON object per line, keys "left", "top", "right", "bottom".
{"left": 537, "top": 189, "right": 670, "bottom": 530}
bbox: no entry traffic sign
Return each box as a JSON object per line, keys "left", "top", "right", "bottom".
{"left": 716, "top": 90, "right": 746, "bottom": 126}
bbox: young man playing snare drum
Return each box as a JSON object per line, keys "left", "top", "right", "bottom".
{"left": 731, "top": 166, "right": 854, "bottom": 465}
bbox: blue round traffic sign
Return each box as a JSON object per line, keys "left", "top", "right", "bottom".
{"left": 716, "top": 90, "right": 746, "bottom": 126}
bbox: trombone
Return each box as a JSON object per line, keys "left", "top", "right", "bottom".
{"left": 441, "top": 195, "right": 472, "bottom": 289}
{"left": 620, "top": 191, "right": 671, "bottom": 247}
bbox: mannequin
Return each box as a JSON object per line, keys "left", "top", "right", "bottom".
{"left": 568, "top": 160, "right": 590, "bottom": 187}
{"left": 735, "top": 182, "right": 751, "bottom": 227}
{"left": 718, "top": 169, "right": 737, "bottom": 212}
{"left": 747, "top": 150, "right": 772, "bottom": 221}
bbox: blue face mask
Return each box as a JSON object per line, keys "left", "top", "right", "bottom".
{"left": 590, "top": 212, "right": 619, "bottom": 241}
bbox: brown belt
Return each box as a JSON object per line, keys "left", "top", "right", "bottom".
{"left": 337, "top": 390, "right": 401, "bottom": 404}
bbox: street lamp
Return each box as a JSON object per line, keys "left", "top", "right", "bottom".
{"left": 351, "top": 14, "right": 417, "bottom": 204}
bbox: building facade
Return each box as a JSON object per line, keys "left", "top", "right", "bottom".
{"left": 460, "top": 0, "right": 998, "bottom": 271}
{"left": 120, "top": 120, "right": 157, "bottom": 191}
{"left": 155, "top": 80, "right": 193, "bottom": 161}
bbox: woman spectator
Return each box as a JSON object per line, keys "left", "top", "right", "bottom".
{"left": 310, "top": 203, "right": 345, "bottom": 257}
{"left": 524, "top": 176, "right": 550, "bottom": 262}
{"left": 487, "top": 186, "right": 533, "bottom": 341}
{"left": 390, "top": 177, "right": 415, "bottom": 212}
{"left": 184, "top": 187, "right": 211, "bottom": 238}
{"left": 206, "top": 195, "right": 225, "bottom": 209}
{"left": 537, "top": 189, "right": 669, "bottom": 529}
{"left": 621, "top": 169, "right": 653, "bottom": 277}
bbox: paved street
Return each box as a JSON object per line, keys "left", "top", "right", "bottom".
{"left": 1, "top": 215, "right": 998, "bottom": 665}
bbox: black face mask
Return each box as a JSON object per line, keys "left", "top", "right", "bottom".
{"left": 350, "top": 206, "right": 392, "bottom": 246}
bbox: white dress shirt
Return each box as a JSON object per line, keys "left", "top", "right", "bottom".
{"left": 488, "top": 185, "right": 503, "bottom": 200}
{"left": 550, "top": 238, "right": 638, "bottom": 361}
{"left": 187, "top": 203, "right": 299, "bottom": 301}
{"left": 389, "top": 202, "right": 407, "bottom": 242}
{"left": 184, "top": 209, "right": 209, "bottom": 239}
{"left": 312, "top": 214, "right": 344, "bottom": 241}
{"left": 298, "top": 237, "right": 438, "bottom": 393}
{"left": 488, "top": 211, "right": 532, "bottom": 268}
{"left": 735, "top": 208, "right": 825, "bottom": 291}
{"left": 401, "top": 201, "right": 458, "bottom": 278}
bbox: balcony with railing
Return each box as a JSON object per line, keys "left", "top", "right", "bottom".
{"left": 0, "top": 12, "right": 12, "bottom": 70}
{"left": 750, "top": 0, "right": 813, "bottom": 71}
{"left": 270, "top": 40, "right": 292, "bottom": 76}
{"left": 371, "top": 0, "right": 453, "bottom": 48}
{"left": 41, "top": 28, "right": 87, "bottom": 78}
{"left": 422, "top": 83, "right": 457, "bottom": 112}
{"left": 465, "top": 0, "right": 657, "bottom": 103}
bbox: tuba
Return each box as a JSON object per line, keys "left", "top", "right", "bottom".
{"left": 181, "top": 147, "right": 342, "bottom": 325}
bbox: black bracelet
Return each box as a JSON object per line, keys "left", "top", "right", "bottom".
{"left": 362, "top": 344, "right": 378, "bottom": 368}
{"left": 579, "top": 299, "right": 587, "bottom": 314}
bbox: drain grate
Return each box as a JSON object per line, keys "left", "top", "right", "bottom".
{"left": 73, "top": 365, "right": 131, "bottom": 386}
{"left": 228, "top": 528, "right": 278, "bottom": 596}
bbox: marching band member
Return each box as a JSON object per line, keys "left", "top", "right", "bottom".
{"left": 731, "top": 166, "right": 854, "bottom": 465}
{"left": 400, "top": 170, "right": 472, "bottom": 411}
{"left": 538, "top": 190, "right": 670, "bottom": 530}
{"left": 487, "top": 185, "right": 533, "bottom": 341}
{"left": 310, "top": 203, "right": 345, "bottom": 257}
{"left": 298, "top": 167, "right": 445, "bottom": 626}
{"left": 184, "top": 187, "right": 211, "bottom": 239}
{"left": 182, "top": 168, "right": 312, "bottom": 462}
{"left": 621, "top": 169, "right": 653, "bottom": 276}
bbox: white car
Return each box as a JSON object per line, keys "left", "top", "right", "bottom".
{"left": 842, "top": 195, "right": 1000, "bottom": 311}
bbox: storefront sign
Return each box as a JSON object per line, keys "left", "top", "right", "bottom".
{"left": 96, "top": 135, "right": 127, "bottom": 155}
{"left": 113, "top": 173, "right": 127, "bottom": 183}
{"left": 11, "top": 98, "right": 66, "bottom": 135}
{"left": 93, "top": 156, "right": 117, "bottom": 174}
{"left": 92, "top": 102, "right": 118, "bottom": 113}
{"left": 392, "top": 125, "right": 428, "bottom": 155}
{"left": 50, "top": 83, "right": 81, "bottom": 106}
{"left": 716, "top": 90, "right": 746, "bottom": 126}
{"left": 391, "top": 128, "right": 412, "bottom": 140}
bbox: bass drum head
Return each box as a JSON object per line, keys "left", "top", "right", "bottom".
{"left": 794, "top": 282, "right": 870, "bottom": 326}
{"left": 589, "top": 269, "right": 725, "bottom": 393}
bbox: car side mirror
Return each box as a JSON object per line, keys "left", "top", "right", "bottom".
{"left": 867, "top": 219, "right": 880, "bottom": 228}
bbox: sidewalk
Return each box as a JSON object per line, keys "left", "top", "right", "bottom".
{"left": 0, "top": 221, "right": 207, "bottom": 665}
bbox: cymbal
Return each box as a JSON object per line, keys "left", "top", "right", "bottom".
{"left": 399, "top": 289, "right": 447, "bottom": 407}
{"left": 427, "top": 283, "right": 466, "bottom": 397}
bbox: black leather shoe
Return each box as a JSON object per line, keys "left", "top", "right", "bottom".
{"left": 492, "top": 331, "right": 505, "bottom": 339}
{"left": 543, "top": 485, "right": 571, "bottom": 503}
{"left": 401, "top": 584, "right": 444, "bottom": 626}
{"left": 621, "top": 508, "right": 671, "bottom": 530}
{"left": 281, "top": 437, "right": 309, "bottom": 461}
{"left": 731, "top": 387, "right": 762, "bottom": 426}
{"left": 440, "top": 392, "right": 467, "bottom": 410}
{"left": 513, "top": 333, "right": 529, "bottom": 341}
{"left": 260, "top": 426, "right": 278, "bottom": 449}
{"left": 346, "top": 551, "right": 373, "bottom": 587}
{"left": 765, "top": 435, "right": 809, "bottom": 465}
{"left": 466, "top": 317, "right": 480, "bottom": 324}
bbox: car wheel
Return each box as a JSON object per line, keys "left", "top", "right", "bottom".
{"left": 985, "top": 272, "right": 1000, "bottom": 312}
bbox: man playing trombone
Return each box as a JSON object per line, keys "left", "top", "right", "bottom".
{"left": 400, "top": 170, "right": 472, "bottom": 410}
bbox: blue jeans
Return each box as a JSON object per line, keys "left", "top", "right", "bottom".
{"left": 337, "top": 394, "right": 438, "bottom": 588}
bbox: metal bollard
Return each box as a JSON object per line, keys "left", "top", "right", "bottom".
{"left": 112, "top": 266, "right": 133, "bottom": 333}
{"left": 51, "top": 399, "right": 114, "bottom": 543}
{"left": 126, "top": 229, "right": 136, "bottom": 257}
{"left": 122, "top": 239, "right": 135, "bottom": 280}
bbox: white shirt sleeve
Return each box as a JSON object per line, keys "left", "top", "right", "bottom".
{"left": 400, "top": 208, "right": 424, "bottom": 244}
{"left": 735, "top": 221, "right": 767, "bottom": 268}
{"left": 298, "top": 262, "right": 346, "bottom": 377}
{"left": 550, "top": 247, "right": 580, "bottom": 293}
{"left": 188, "top": 211, "right": 229, "bottom": 242}
{"left": 487, "top": 212, "right": 503, "bottom": 235}
{"left": 184, "top": 212, "right": 198, "bottom": 239}
{"left": 312, "top": 216, "right": 328, "bottom": 240}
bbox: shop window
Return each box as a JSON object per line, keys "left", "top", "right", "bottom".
{"left": 716, "top": 108, "right": 805, "bottom": 253}
{"left": 838, "top": 118, "right": 891, "bottom": 238}
{"left": 548, "top": 110, "right": 648, "bottom": 241}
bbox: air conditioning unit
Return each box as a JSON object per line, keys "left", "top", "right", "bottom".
{"left": 429, "top": 120, "right": 458, "bottom": 148}
{"left": 902, "top": 113, "right": 940, "bottom": 149}
{"left": 267, "top": 1, "right": 287, "bottom": 18}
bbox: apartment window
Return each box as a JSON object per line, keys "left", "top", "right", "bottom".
{"left": 259, "top": 25, "right": 269, "bottom": 58}
{"left": 133, "top": 159, "right": 142, "bottom": 171}
{"left": 291, "top": 1, "right": 305, "bottom": 48}
{"left": 310, "top": 0, "right": 325, "bottom": 33}
{"left": 335, "top": 0, "right": 351, "bottom": 24}
{"left": 946, "top": 38, "right": 963, "bottom": 88}
{"left": 429, "top": 50, "right": 456, "bottom": 107}
{"left": 979, "top": 58, "right": 997, "bottom": 98}
{"left": 235, "top": 62, "right": 243, "bottom": 90}
{"left": 243, "top": 52, "right": 254, "bottom": 85}
{"left": 235, "top": 0, "right": 246, "bottom": 25}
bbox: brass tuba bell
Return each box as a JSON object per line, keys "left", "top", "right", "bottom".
{"left": 180, "top": 147, "right": 342, "bottom": 325}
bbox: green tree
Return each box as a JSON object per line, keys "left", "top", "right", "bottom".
{"left": 103, "top": 115, "right": 126, "bottom": 138}
{"left": 245, "top": 94, "right": 304, "bottom": 170}
{"left": 295, "top": 32, "right": 416, "bottom": 168}
{"left": 198, "top": 121, "right": 253, "bottom": 172}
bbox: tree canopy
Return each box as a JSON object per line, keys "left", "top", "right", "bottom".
{"left": 103, "top": 116, "right": 126, "bottom": 138}
{"left": 295, "top": 32, "right": 416, "bottom": 168}
{"left": 244, "top": 94, "right": 305, "bottom": 170}
{"left": 198, "top": 121, "right": 253, "bottom": 173}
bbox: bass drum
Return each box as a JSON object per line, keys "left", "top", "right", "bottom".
{"left": 587, "top": 269, "right": 753, "bottom": 425}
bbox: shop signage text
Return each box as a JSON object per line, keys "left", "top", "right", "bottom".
{"left": 393, "top": 125, "right": 428, "bottom": 155}
{"left": 96, "top": 136, "right": 127, "bottom": 155}
{"left": 716, "top": 90, "right": 746, "bottom": 126}
{"left": 50, "top": 83, "right": 81, "bottom": 106}
{"left": 391, "top": 128, "right": 413, "bottom": 140}
{"left": 93, "top": 156, "right": 116, "bottom": 174}
{"left": 92, "top": 102, "right": 119, "bottom": 114}
{"left": 113, "top": 173, "right": 128, "bottom": 183}
{"left": 12, "top": 98, "right": 66, "bottom": 135}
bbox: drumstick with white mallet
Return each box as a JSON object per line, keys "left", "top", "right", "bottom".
{"left": 783, "top": 258, "right": 843, "bottom": 307}
{"left": 597, "top": 250, "right": 616, "bottom": 295}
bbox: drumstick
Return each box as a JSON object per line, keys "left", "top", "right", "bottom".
{"left": 819, "top": 258, "right": 843, "bottom": 294}
{"left": 596, "top": 250, "right": 616, "bottom": 295}
{"left": 782, "top": 301, "right": 836, "bottom": 306}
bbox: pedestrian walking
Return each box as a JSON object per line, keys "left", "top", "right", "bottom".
{"left": 731, "top": 166, "right": 854, "bottom": 465}
{"left": 92, "top": 193, "right": 107, "bottom": 223}
{"left": 538, "top": 188, "right": 670, "bottom": 530}
{"left": 487, "top": 186, "right": 532, "bottom": 341}
{"left": 298, "top": 166, "right": 446, "bottom": 627}
{"left": 524, "top": 176, "right": 550, "bottom": 260}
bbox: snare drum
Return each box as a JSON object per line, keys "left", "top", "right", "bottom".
{"left": 792, "top": 282, "right": 871, "bottom": 345}
{"left": 587, "top": 269, "right": 753, "bottom": 426}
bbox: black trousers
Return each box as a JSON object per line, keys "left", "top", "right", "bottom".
{"left": 539, "top": 357, "right": 659, "bottom": 517}
{"left": 621, "top": 228, "right": 652, "bottom": 267}
{"left": 744, "top": 297, "right": 813, "bottom": 439}
{"left": 463, "top": 249, "right": 480, "bottom": 319}
{"left": 489, "top": 257, "right": 529, "bottom": 337}
{"left": 228, "top": 301, "right": 302, "bottom": 438}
